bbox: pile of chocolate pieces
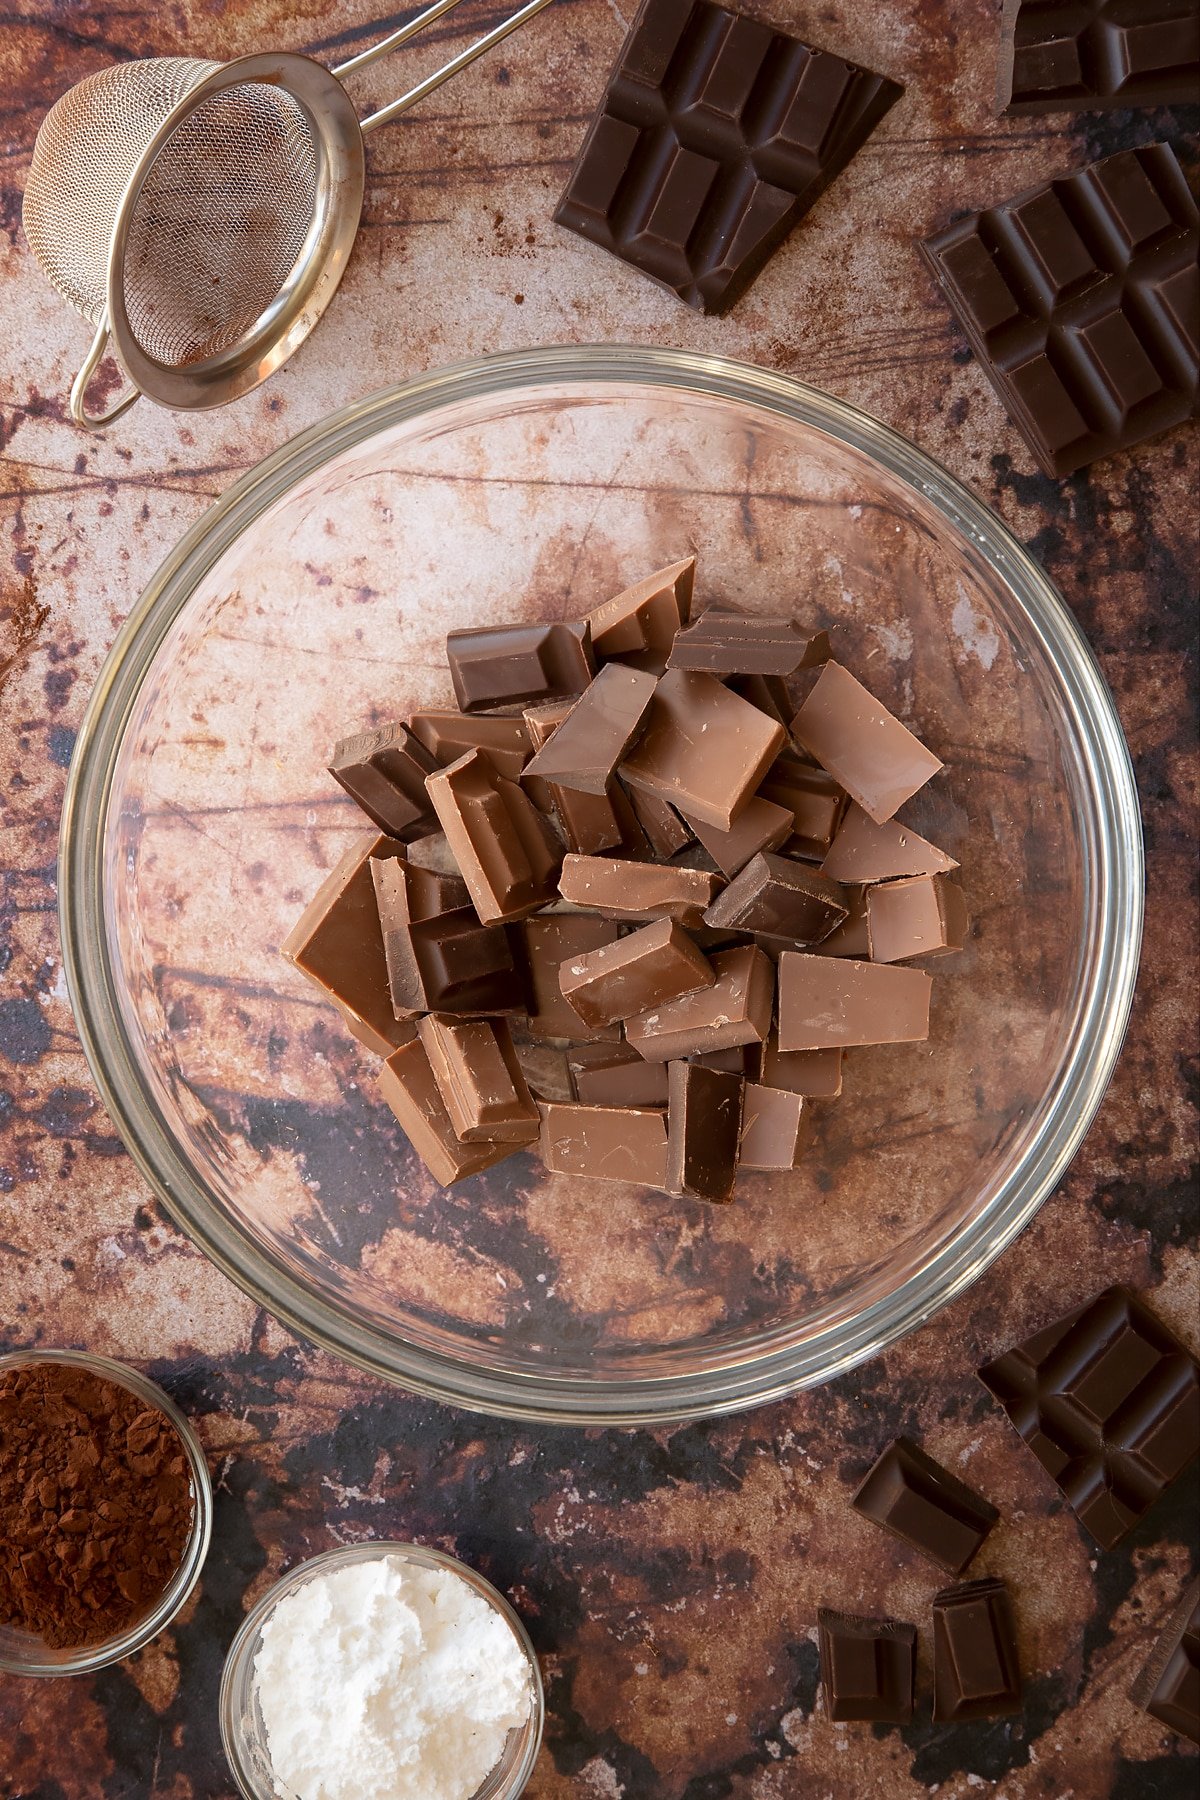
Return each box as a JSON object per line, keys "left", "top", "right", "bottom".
{"left": 283, "top": 558, "right": 966, "bottom": 1200}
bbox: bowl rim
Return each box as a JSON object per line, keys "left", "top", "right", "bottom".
{"left": 218, "top": 1540, "right": 545, "bottom": 1800}
{"left": 58, "top": 342, "right": 1144, "bottom": 1424}
{"left": 0, "top": 1348, "right": 213, "bottom": 1674}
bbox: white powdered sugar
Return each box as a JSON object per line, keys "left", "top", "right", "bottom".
{"left": 252, "top": 1555, "right": 533, "bottom": 1800}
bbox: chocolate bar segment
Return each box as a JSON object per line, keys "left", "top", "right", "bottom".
{"left": 409, "top": 710, "right": 532, "bottom": 781}
{"left": 739, "top": 1083, "right": 808, "bottom": 1170}
{"left": 378, "top": 1039, "right": 521, "bottom": 1186}
{"left": 668, "top": 611, "right": 830, "bottom": 676}
{"left": 538, "top": 1100, "right": 668, "bottom": 1187}
{"left": 568, "top": 1043, "right": 671, "bottom": 1106}
{"left": 822, "top": 802, "right": 958, "bottom": 882}
{"left": 812, "top": 883, "right": 871, "bottom": 960}
{"left": 932, "top": 1579, "right": 1022, "bottom": 1722}
{"left": 681, "top": 795, "right": 794, "bottom": 878}
{"left": 446, "top": 620, "right": 595, "bottom": 713}
{"left": 281, "top": 832, "right": 414, "bottom": 1055}
{"left": 998, "top": 0, "right": 1200, "bottom": 115}
{"left": 559, "top": 853, "right": 721, "bottom": 926}
{"left": 621, "top": 669, "right": 786, "bottom": 829}
{"left": 818, "top": 1608, "right": 916, "bottom": 1725}
{"left": 978, "top": 1285, "right": 1200, "bottom": 1548}
{"left": 522, "top": 700, "right": 638, "bottom": 855}
{"left": 626, "top": 943, "right": 773, "bottom": 1060}
{"left": 512, "top": 914, "right": 621, "bottom": 1041}
{"left": 560, "top": 917, "right": 714, "bottom": 1028}
{"left": 585, "top": 558, "right": 694, "bottom": 672}
{"left": 702, "top": 850, "right": 848, "bottom": 943}
{"left": 1132, "top": 1579, "right": 1200, "bottom": 1746}
{"left": 666, "top": 1061, "right": 743, "bottom": 1202}
{"left": 426, "top": 749, "right": 563, "bottom": 924}
{"left": 328, "top": 722, "right": 439, "bottom": 840}
{"left": 622, "top": 784, "right": 694, "bottom": 857}
{"left": 867, "top": 874, "right": 969, "bottom": 962}
{"left": 792, "top": 662, "right": 943, "bottom": 825}
{"left": 758, "top": 751, "right": 846, "bottom": 859}
{"left": 922, "top": 143, "right": 1199, "bottom": 479}
{"left": 417, "top": 1014, "right": 539, "bottom": 1142}
{"left": 778, "top": 953, "right": 931, "bottom": 1050}
{"left": 372, "top": 852, "right": 522, "bottom": 1018}
{"left": 554, "top": 0, "right": 903, "bottom": 314}
{"left": 523, "top": 663, "right": 658, "bottom": 794}
{"left": 852, "top": 1437, "right": 999, "bottom": 1575}
{"left": 761, "top": 1040, "right": 843, "bottom": 1098}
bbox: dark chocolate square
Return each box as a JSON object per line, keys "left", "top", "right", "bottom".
{"left": 817, "top": 1607, "right": 916, "bottom": 1724}
{"left": 1132, "top": 1580, "right": 1200, "bottom": 1746}
{"left": 555, "top": 0, "right": 903, "bottom": 314}
{"left": 998, "top": 0, "right": 1200, "bottom": 115}
{"left": 852, "top": 1436, "right": 999, "bottom": 1575}
{"left": 932, "top": 1578, "right": 1022, "bottom": 1722}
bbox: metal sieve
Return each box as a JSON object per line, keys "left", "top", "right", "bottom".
{"left": 22, "top": 0, "right": 556, "bottom": 429}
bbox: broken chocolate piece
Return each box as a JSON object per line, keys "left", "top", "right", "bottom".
{"left": 681, "top": 795, "right": 794, "bottom": 878}
{"left": 922, "top": 143, "right": 1199, "bottom": 479}
{"left": 523, "top": 663, "right": 658, "bottom": 793}
{"left": 626, "top": 944, "right": 773, "bottom": 1061}
{"left": 622, "top": 783, "right": 694, "bottom": 857}
{"left": 852, "top": 1437, "right": 999, "bottom": 1575}
{"left": 328, "top": 721, "right": 439, "bottom": 840}
{"left": 568, "top": 1043, "right": 671, "bottom": 1107}
{"left": 932, "top": 1579, "right": 1022, "bottom": 1722}
{"left": 692, "top": 1042, "right": 765, "bottom": 1080}
{"left": 792, "top": 662, "right": 943, "bottom": 825}
{"left": 585, "top": 558, "right": 695, "bottom": 672}
{"left": 758, "top": 751, "right": 846, "bottom": 859}
{"left": 558, "top": 853, "right": 721, "bottom": 926}
{"left": 761, "top": 1040, "right": 844, "bottom": 1098}
{"left": 513, "top": 1041, "right": 575, "bottom": 1103}
{"left": 512, "top": 914, "right": 621, "bottom": 1041}
{"left": 409, "top": 711, "right": 533, "bottom": 781}
{"left": 998, "top": 0, "right": 1200, "bottom": 116}
{"left": 554, "top": 0, "right": 903, "bottom": 314}
{"left": 621, "top": 669, "right": 786, "bottom": 830}
{"left": 739, "top": 1083, "right": 808, "bottom": 1170}
{"left": 867, "top": 874, "right": 969, "bottom": 962}
{"left": 822, "top": 802, "right": 958, "bottom": 882}
{"left": 427, "top": 749, "right": 563, "bottom": 924}
{"left": 522, "top": 700, "right": 638, "bottom": 855}
{"left": 560, "top": 917, "right": 714, "bottom": 1028}
{"left": 702, "top": 850, "right": 848, "bottom": 943}
{"left": 1132, "top": 1579, "right": 1200, "bottom": 1746}
{"left": 667, "top": 1061, "right": 743, "bottom": 1202}
{"left": 417, "top": 1014, "right": 540, "bottom": 1143}
{"left": 818, "top": 1608, "right": 916, "bottom": 1725}
{"left": 978, "top": 1285, "right": 1200, "bottom": 1549}
{"left": 281, "top": 832, "right": 414, "bottom": 1055}
{"left": 446, "top": 619, "right": 595, "bottom": 713}
{"left": 378, "top": 1039, "right": 520, "bottom": 1186}
{"left": 668, "top": 612, "right": 829, "bottom": 676}
{"left": 813, "top": 884, "right": 872, "bottom": 960}
{"left": 539, "top": 1100, "right": 669, "bottom": 1187}
{"left": 777, "top": 953, "right": 931, "bottom": 1050}
{"left": 371, "top": 849, "right": 522, "bottom": 1018}
{"left": 726, "top": 670, "right": 794, "bottom": 725}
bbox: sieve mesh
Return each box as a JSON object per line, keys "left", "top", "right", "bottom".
{"left": 23, "top": 58, "right": 219, "bottom": 327}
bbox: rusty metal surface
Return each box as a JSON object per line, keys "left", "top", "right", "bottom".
{"left": 0, "top": 1, "right": 1196, "bottom": 1795}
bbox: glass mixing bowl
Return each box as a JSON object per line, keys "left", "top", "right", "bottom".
{"left": 59, "top": 346, "right": 1142, "bottom": 1424}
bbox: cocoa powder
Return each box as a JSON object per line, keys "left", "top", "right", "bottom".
{"left": 0, "top": 1360, "right": 195, "bottom": 1649}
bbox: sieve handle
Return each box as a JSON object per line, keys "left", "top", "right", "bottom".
{"left": 70, "top": 314, "right": 142, "bottom": 430}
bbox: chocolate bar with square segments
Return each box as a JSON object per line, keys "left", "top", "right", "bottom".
{"left": 997, "top": 0, "right": 1200, "bottom": 115}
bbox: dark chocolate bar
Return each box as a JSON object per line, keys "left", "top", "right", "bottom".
{"left": 932, "top": 1578, "right": 1022, "bottom": 1722}
{"left": 554, "top": 0, "right": 903, "bottom": 314}
{"left": 1132, "top": 1579, "right": 1200, "bottom": 1745}
{"left": 998, "top": 0, "right": 1200, "bottom": 115}
{"left": 818, "top": 1608, "right": 916, "bottom": 1725}
{"left": 978, "top": 1284, "right": 1200, "bottom": 1548}
{"left": 852, "top": 1437, "right": 999, "bottom": 1575}
{"left": 923, "top": 143, "right": 1199, "bottom": 479}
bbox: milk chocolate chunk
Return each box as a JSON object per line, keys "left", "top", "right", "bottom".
{"left": 513, "top": 1041, "right": 575, "bottom": 1103}
{"left": 922, "top": 144, "right": 1198, "bottom": 479}
{"left": 371, "top": 848, "right": 521, "bottom": 1017}
{"left": 446, "top": 620, "right": 595, "bottom": 713}
{"left": 417, "top": 1014, "right": 539, "bottom": 1142}
{"left": 978, "top": 1285, "right": 1200, "bottom": 1548}
{"left": 667, "top": 1061, "right": 743, "bottom": 1202}
{"left": 818, "top": 1608, "right": 917, "bottom": 1725}
{"left": 523, "top": 663, "right": 658, "bottom": 794}
{"left": 1132, "top": 1579, "right": 1200, "bottom": 1746}
{"left": 998, "top": 0, "right": 1200, "bottom": 116}
{"left": 813, "top": 884, "right": 871, "bottom": 960}
{"left": 668, "top": 612, "right": 829, "bottom": 677}
{"left": 852, "top": 1438, "right": 999, "bottom": 1575}
{"left": 584, "top": 558, "right": 694, "bottom": 672}
{"left": 331, "top": 999, "right": 418, "bottom": 1061}
{"left": 513, "top": 914, "right": 621, "bottom": 1041}
{"left": 560, "top": 917, "right": 715, "bottom": 1029}
{"left": 559, "top": 853, "right": 721, "bottom": 927}
{"left": 727, "top": 671, "right": 794, "bottom": 725}
{"left": 554, "top": 0, "right": 903, "bottom": 315}
{"left": 328, "top": 722, "right": 439, "bottom": 840}
{"left": 569, "top": 1043, "right": 671, "bottom": 1107}
{"left": 693, "top": 1041, "right": 765, "bottom": 1080}
{"left": 620, "top": 669, "right": 786, "bottom": 830}
{"left": 822, "top": 801, "right": 958, "bottom": 883}
{"left": 739, "top": 1083, "right": 808, "bottom": 1171}
{"left": 777, "top": 954, "right": 931, "bottom": 1050}
{"left": 792, "top": 662, "right": 943, "bottom": 825}
{"left": 758, "top": 752, "right": 846, "bottom": 859}
{"left": 622, "top": 784, "right": 694, "bottom": 857}
{"left": 626, "top": 944, "right": 773, "bottom": 1061}
{"left": 932, "top": 1579, "right": 1022, "bottom": 1722}
{"left": 281, "top": 832, "right": 413, "bottom": 1054}
{"left": 539, "top": 1100, "right": 669, "bottom": 1187}
{"left": 681, "top": 795, "right": 794, "bottom": 878}
{"left": 868, "top": 874, "right": 969, "bottom": 962}
{"left": 378, "top": 1039, "right": 521, "bottom": 1186}
{"left": 761, "top": 1041, "right": 843, "bottom": 1098}
{"left": 427, "top": 749, "right": 563, "bottom": 924}
{"left": 408, "top": 711, "right": 533, "bottom": 781}
{"left": 522, "top": 701, "right": 633, "bottom": 855}
{"left": 703, "top": 851, "right": 848, "bottom": 943}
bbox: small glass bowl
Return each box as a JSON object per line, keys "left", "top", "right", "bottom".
{"left": 0, "top": 1348, "right": 213, "bottom": 1676}
{"left": 219, "top": 1541, "right": 545, "bottom": 1800}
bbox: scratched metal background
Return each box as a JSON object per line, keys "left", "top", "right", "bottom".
{"left": 0, "top": 1, "right": 1196, "bottom": 1795}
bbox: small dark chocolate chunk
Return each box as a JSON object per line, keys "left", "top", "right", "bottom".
{"left": 666, "top": 1060, "right": 743, "bottom": 1202}
{"left": 852, "top": 1437, "right": 999, "bottom": 1575}
{"left": 932, "top": 1578, "right": 1021, "bottom": 1722}
{"left": 446, "top": 620, "right": 595, "bottom": 713}
{"left": 818, "top": 1608, "right": 917, "bottom": 1724}
{"left": 1132, "top": 1579, "right": 1200, "bottom": 1746}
